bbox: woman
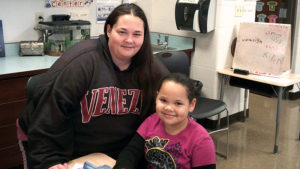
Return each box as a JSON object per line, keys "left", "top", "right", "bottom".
{"left": 18, "top": 3, "right": 168, "bottom": 169}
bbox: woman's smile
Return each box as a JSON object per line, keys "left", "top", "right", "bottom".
{"left": 121, "top": 44, "right": 135, "bottom": 50}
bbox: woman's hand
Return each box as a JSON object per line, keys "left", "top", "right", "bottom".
{"left": 49, "top": 163, "right": 68, "bottom": 169}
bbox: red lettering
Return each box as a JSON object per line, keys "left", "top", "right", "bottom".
{"left": 81, "top": 87, "right": 142, "bottom": 122}
{"left": 117, "top": 89, "right": 128, "bottom": 114}
{"left": 93, "top": 88, "right": 109, "bottom": 116}
{"left": 80, "top": 90, "right": 98, "bottom": 123}
{"left": 128, "top": 89, "right": 140, "bottom": 114}
{"left": 108, "top": 87, "right": 117, "bottom": 114}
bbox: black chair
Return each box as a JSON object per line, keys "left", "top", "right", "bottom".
{"left": 26, "top": 73, "right": 46, "bottom": 102}
{"left": 16, "top": 73, "right": 46, "bottom": 169}
{"left": 155, "top": 51, "right": 229, "bottom": 159}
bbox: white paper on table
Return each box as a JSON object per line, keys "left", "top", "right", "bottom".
{"left": 254, "top": 75, "right": 293, "bottom": 85}
{"left": 71, "top": 163, "right": 83, "bottom": 169}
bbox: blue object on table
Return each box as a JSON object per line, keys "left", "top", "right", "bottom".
{"left": 0, "top": 20, "right": 5, "bottom": 57}
{"left": 97, "top": 165, "right": 112, "bottom": 169}
{"left": 83, "top": 161, "right": 112, "bottom": 169}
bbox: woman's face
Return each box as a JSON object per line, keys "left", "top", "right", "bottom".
{"left": 156, "top": 81, "right": 196, "bottom": 133}
{"left": 107, "top": 14, "right": 144, "bottom": 70}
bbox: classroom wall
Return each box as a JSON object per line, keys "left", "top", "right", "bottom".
{"left": 137, "top": 0, "right": 257, "bottom": 117}
{"left": 0, "top": 0, "right": 108, "bottom": 43}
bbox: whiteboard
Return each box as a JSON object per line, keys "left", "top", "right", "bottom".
{"left": 233, "top": 22, "right": 291, "bottom": 76}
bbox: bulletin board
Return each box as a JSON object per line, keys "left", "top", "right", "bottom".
{"left": 255, "top": 0, "right": 283, "bottom": 23}
{"left": 232, "top": 22, "right": 291, "bottom": 76}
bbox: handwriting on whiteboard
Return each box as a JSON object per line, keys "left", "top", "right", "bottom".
{"left": 232, "top": 22, "right": 291, "bottom": 76}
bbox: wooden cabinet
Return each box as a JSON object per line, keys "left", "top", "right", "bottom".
{"left": 0, "top": 69, "right": 47, "bottom": 169}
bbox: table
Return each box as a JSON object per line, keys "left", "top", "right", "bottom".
{"left": 67, "top": 153, "right": 116, "bottom": 169}
{"left": 217, "top": 68, "right": 300, "bottom": 154}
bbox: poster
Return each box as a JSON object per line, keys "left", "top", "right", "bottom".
{"left": 255, "top": 0, "right": 283, "bottom": 23}
{"left": 0, "top": 20, "right": 5, "bottom": 57}
{"left": 45, "top": 0, "right": 94, "bottom": 8}
{"left": 97, "top": 0, "right": 121, "bottom": 23}
{"left": 232, "top": 22, "right": 291, "bottom": 76}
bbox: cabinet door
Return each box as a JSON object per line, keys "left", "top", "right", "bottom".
{"left": 0, "top": 76, "right": 29, "bottom": 168}
{"left": 0, "top": 99, "right": 27, "bottom": 126}
{"left": 0, "top": 77, "right": 28, "bottom": 103}
{"left": 0, "top": 145, "right": 23, "bottom": 169}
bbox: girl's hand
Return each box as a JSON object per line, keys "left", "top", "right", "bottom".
{"left": 49, "top": 162, "right": 68, "bottom": 169}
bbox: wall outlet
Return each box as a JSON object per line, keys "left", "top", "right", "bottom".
{"left": 235, "top": 5, "right": 244, "bottom": 17}
{"left": 35, "top": 12, "right": 44, "bottom": 25}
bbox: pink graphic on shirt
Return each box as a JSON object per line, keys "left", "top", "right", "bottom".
{"left": 268, "top": 15, "right": 278, "bottom": 23}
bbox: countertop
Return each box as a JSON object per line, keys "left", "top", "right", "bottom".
{"left": 0, "top": 43, "right": 58, "bottom": 77}
{"left": 0, "top": 34, "right": 194, "bottom": 77}
{"left": 150, "top": 32, "right": 194, "bottom": 51}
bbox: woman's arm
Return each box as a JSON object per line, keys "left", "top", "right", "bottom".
{"left": 113, "top": 133, "right": 145, "bottom": 169}
{"left": 27, "top": 84, "right": 75, "bottom": 168}
{"left": 67, "top": 153, "right": 116, "bottom": 169}
{"left": 27, "top": 56, "right": 93, "bottom": 169}
{"left": 49, "top": 163, "right": 68, "bottom": 169}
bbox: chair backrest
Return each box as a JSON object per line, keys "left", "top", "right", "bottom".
{"left": 26, "top": 73, "right": 45, "bottom": 102}
{"left": 154, "top": 51, "right": 203, "bottom": 96}
{"left": 155, "top": 51, "right": 190, "bottom": 76}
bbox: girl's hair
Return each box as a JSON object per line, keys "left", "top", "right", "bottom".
{"left": 104, "top": 4, "right": 156, "bottom": 119}
{"left": 157, "top": 73, "right": 196, "bottom": 102}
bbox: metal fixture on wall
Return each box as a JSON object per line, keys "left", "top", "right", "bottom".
{"left": 175, "top": 0, "right": 216, "bottom": 33}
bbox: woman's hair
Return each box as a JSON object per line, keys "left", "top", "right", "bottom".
{"left": 104, "top": 4, "right": 156, "bottom": 119}
{"left": 157, "top": 73, "right": 196, "bottom": 102}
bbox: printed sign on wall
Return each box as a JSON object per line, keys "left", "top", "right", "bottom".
{"left": 45, "top": 0, "right": 94, "bottom": 8}
{"left": 96, "top": 0, "right": 121, "bottom": 23}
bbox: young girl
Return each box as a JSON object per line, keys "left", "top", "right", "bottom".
{"left": 113, "top": 73, "right": 216, "bottom": 169}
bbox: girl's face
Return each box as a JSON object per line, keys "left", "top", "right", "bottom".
{"left": 106, "top": 14, "right": 144, "bottom": 70}
{"left": 156, "top": 81, "right": 196, "bottom": 134}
